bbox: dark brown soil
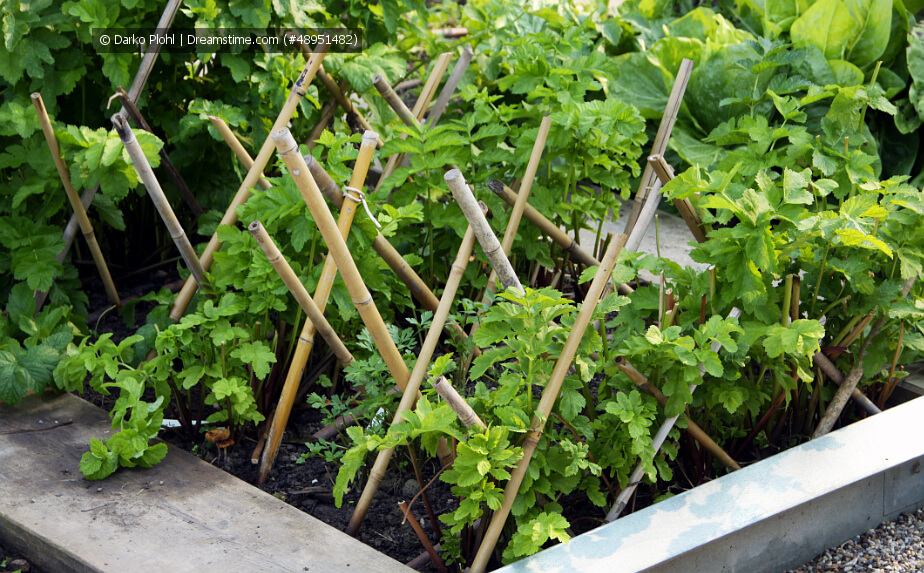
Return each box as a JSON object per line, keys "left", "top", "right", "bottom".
{"left": 78, "top": 269, "right": 449, "bottom": 570}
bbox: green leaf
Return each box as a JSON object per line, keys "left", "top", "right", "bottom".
{"left": 230, "top": 341, "right": 276, "bottom": 379}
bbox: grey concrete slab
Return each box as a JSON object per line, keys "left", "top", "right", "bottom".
{"left": 498, "top": 396, "right": 924, "bottom": 573}
{"left": 578, "top": 201, "right": 706, "bottom": 282}
{"left": 0, "top": 392, "right": 411, "bottom": 573}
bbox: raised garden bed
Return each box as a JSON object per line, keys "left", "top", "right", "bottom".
{"left": 4, "top": 0, "right": 924, "bottom": 571}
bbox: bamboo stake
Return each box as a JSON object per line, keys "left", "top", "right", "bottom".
{"left": 318, "top": 66, "right": 373, "bottom": 130}
{"left": 248, "top": 221, "right": 354, "bottom": 367}
{"left": 623, "top": 59, "right": 694, "bottom": 237}
{"left": 312, "top": 62, "right": 379, "bottom": 145}
{"left": 207, "top": 116, "right": 273, "bottom": 191}
{"left": 169, "top": 46, "right": 329, "bottom": 322}
{"left": 347, "top": 219, "right": 478, "bottom": 535}
{"left": 113, "top": 86, "right": 203, "bottom": 217}
{"left": 412, "top": 52, "right": 453, "bottom": 120}
{"left": 469, "top": 234, "right": 628, "bottom": 573}
{"left": 257, "top": 130, "right": 379, "bottom": 484}
{"left": 811, "top": 353, "right": 880, "bottom": 415}
{"left": 37, "top": 0, "right": 182, "bottom": 312}
{"left": 427, "top": 45, "right": 475, "bottom": 127}
{"left": 433, "top": 375, "right": 485, "bottom": 429}
{"left": 445, "top": 169, "right": 523, "bottom": 293}
{"left": 605, "top": 307, "right": 742, "bottom": 522}
{"left": 272, "top": 128, "right": 411, "bottom": 391}
{"left": 487, "top": 181, "right": 602, "bottom": 269}
{"left": 649, "top": 154, "right": 708, "bottom": 243}
{"left": 813, "top": 275, "right": 917, "bottom": 438}
{"left": 32, "top": 93, "right": 120, "bottom": 308}
{"left": 305, "top": 95, "right": 339, "bottom": 150}
{"left": 372, "top": 73, "right": 418, "bottom": 127}
{"left": 482, "top": 116, "right": 552, "bottom": 302}
{"left": 113, "top": 114, "right": 209, "bottom": 289}
{"left": 614, "top": 357, "right": 740, "bottom": 470}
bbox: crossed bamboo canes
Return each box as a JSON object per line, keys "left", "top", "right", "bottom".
{"left": 346, "top": 213, "right": 480, "bottom": 535}
{"left": 271, "top": 127, "right": 453, "bottom": 461}
{"left": 248, "top": 221, "right": 354, "bottom": 367}
{"left": 493, "top": 176, "right": 741, "bottom": 473}
{"left": 468, "top": 229, "right": 629, "bottom": 573}
{"left": 168, "top": 45, "right": 330, "bottom": 322}
{"left": 32, "top": 93, "right": 120, "bottom": 308}
{"left": 256, "top": 130, "right": 379, "bottom": 484}
{"left": 208, "top": 116, "right": 468, "bottom": 347}
{"left": 372, "top": 48, "right": 473, "bottom": 192}
{"left": 35, "top": 0, "right": 182, "bottom": 312}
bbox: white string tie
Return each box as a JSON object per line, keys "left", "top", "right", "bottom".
{"left": 343, "top": 186, "right": 381, "bottom": 228}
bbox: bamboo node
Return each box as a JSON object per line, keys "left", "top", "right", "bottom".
{"left": 271, "top": 128, "right": 298, "bottom": 153}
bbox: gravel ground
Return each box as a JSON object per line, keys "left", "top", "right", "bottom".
{"left": 787, "top": 508, "right": 924, "bottom": 572}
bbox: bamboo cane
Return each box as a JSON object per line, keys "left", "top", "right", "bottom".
{"left": 113, "top": 114, "right": 209, "bottom": 290}
{"left": 445, "top": 169, "right": 523, "bottom": 293}
{"left": 272, "top": 128, "right": 412, "bottom": 392}
{"left": 169, "top": 46, "right": 329, "bottom": 322}
{"left": 257, "top": 130, "right": 379, "bottom": 484}
{"left": 433, "top": 375, "right": 485, "bottom": 429}
{"left": 813, "top": 275, "right": 917, "bottom": 437}
{"left": 310, "top": 62, "right": 380, "bottom": 146}
{"left": 814, "top": 350, "right": 882, "bottom": 415}
{"left": 649, "top": 154, "right": 708, "bottom": 244}
{"left": 372, "top": 73, "right": 418, "bottom": 127}
{"left": 346, "top": 219, "right": 478, "bottom": 535}
{"left": 487, "top": 180, "right": 602, "bottom": 270}
{"left": 469, "top": 234, "right": 628, "bottom": 573}
{"left": 606, "top": 307, "right": 742, "bottom": 522}
{"left": 623, "top": 59, "right": 694, "bottom": 237}
{"left": 412, "top": 52, "right": 453, "bottom": 120}
{"left": 113, "top": 86, "right": 203, "bottom": 217}
{"left": 614, "top": 356, "right": 740, "bottom": 470}
{"left": 305, "top": 95, "right": 339, "bottom": 150}
{"left": 247, "top": 221, "right": 354, "bottom": 367}
{"left": 481, "top": 116, "right": 552, "bottom": 302}
{"left": 37, "top": 0, "right": 182, "bottom": 312}
{"left": 32, "top": 93, "right": 120, "bottom": 308}
{"left": 207, "top": 116, "right": 272, "bottom": 191}
{"left": 426, "top": 45, "right": 475, "bottom": 127}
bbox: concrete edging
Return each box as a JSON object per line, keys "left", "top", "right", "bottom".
{"left": 499, "top": 396, "right": 924, "bottom": 573}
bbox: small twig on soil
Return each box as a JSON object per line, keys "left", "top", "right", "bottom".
{"left": 399, "top": 501, "right": 448, "bottom": 573}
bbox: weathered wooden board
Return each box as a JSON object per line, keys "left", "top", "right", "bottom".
{"left": 0, "top": 391, "right": 410, "bottom": 573}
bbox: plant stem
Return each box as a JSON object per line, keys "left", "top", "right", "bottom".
{"left": 810, "top": 244, "right": 830, "bottom": 317}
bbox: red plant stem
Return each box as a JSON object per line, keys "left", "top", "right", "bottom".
{"left": 734, "top": 390, "right": 787, "bottom": 458}
{"left": 399, "top": 501, "right": 448, "bottom": 573}
{"left": 407, "top": 441, "right": 442, "bottom": 540}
